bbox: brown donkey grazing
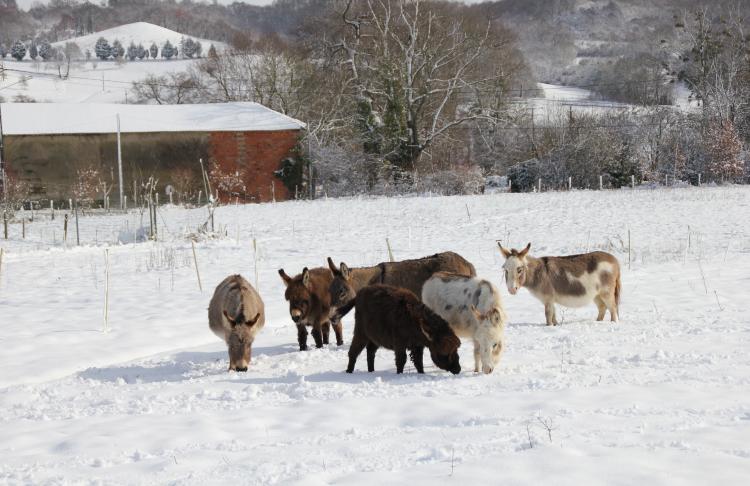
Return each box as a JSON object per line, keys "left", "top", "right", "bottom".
{"left": 278, "top": 267, "right": 343, "bottom": 350}
{"left": 327, "top": 251, "right": 476, "bottom": 313}
{"left": 499, "top": 243, "right": 621, "bottom": 325}
{"left": 208, "top": 274, "right": 265, "bottom": 371}
{"left": 336, "top": 284, "right": 462, "bottom": 375}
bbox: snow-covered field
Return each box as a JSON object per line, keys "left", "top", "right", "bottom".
{"left": 1, "top": 187, "right": 749, "bottom": 484}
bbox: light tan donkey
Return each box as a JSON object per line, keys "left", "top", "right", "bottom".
{"left": 498, "top": 243, "right": 621, "bottom": 326}
{"left": 209, "top": 274, "right": 265, "bottom": 371}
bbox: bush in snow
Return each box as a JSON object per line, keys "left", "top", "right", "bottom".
{"left": 149, "top": 42, "right": 158, "bottom": 59}
{"left": 136, "top": 43, "right": 147, "bottom": 60}
{"left": 417, "top": 167, "right": 485, "bottom": 196}
{"left": 38, "top": 39, "right": 52, "bottom": 61}
{"left": 706, "top": 120, "right": 746, "bottom": 183}
{"left": 0, "top": 44, "right": 7, "bottom": 58}
{"left": 10, "top": 40, "right": 26, "bottom": 61}
{"left": 195, "top": 41, "right": 203, "bottom": 58}
{"left": 161, "top": 40, "right": 175, "bottom": 60}
{"left": 95, "top": 37, "right": 111, "bottom": 60}
{"left": 111, "top": 39, "right": 125, "bottom": 59}
{"left": 207, "top": 44, "right": 217, "bottom": 58}
{"left": 127, "top": 42, "right": 138, "bottom": 61}
{"left": 28, "top": 42, "right": 38, "bottom": 60}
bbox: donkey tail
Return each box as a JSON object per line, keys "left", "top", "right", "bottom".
{"left": 334, "top": 298, "right": 356, "bottom": 321}
{"left": 614, "top": 273, "right": 621, "bottom": 307}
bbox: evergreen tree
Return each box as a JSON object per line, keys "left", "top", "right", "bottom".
{"left": 111, "top": 39, "right": 124, "bottom": 59}
{"left": 10, "top": 40, "right": 26, "bottom": 61}
{"left": 149, "top": 42, "right": 158, "bottom": 59}
{"left": 94, "top": 37, "right": 111, "bottom": 60}
{"left": 183, "top": 38, "right": 197, "bottom": 58}
{"left": 161, "top": 40, "right": 175, "bottom": 60}
{"left": 28, "top": 42, "right": 38, "bottom": 60}
{"left": 0, "top": 44, "right": 7, "bottom": 59}
{"left": 38, "top": 39, "right": 52, "bottom": 61}
{"left": 127, "top": 42, "right": 138, "bottom": 61}
{"left": 195, "top": 41, "right": 203, "bottom": 58}
{"left": 207, "top": 44, "right": 217, "bottom": 59}
{"left": 136, "top": 43, "right": 146, "bottom": 60}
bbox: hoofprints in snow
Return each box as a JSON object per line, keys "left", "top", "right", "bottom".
{"left": 1, "top": 102, "right": 305, "bottom": 202}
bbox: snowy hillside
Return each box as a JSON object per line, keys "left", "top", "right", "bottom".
{"left": 1, "top": 187, "right": 749, "bottom": 483}
{"left": 50, "top": 22, "right": 226, "bottom": 57}
{"left": 0, "top": 22, "right": 226, "bottom": 104}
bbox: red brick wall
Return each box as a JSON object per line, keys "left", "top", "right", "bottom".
{"left": 209, "top": 130, "right": 301, "bottom": 203}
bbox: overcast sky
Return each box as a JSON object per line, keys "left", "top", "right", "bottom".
{"left": 16, "top": 0, "right": 488, "bottom": 12}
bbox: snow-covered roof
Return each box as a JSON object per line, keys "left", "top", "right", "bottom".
{"left": 1, "top": 102, "right": 306, "bottom": 136}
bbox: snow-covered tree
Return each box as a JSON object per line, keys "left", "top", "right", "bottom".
{"left": 94, "top": 37, "right": 111, "bottom": 60}
{"left": 195, "top": 41, "right": 203, "bottom": 58}
{"left": 38, "top": 39, "right": 52, "bottom": 61}
{"left": 85, "top": 49, "right": 91, "bottom": 62}
{"left": 161, "top": 40, "right": 175, "bottom": 60}
{"left": 111, "top": 39, "right": 124, "bottom": 59}
{"left": 0, "top": 44, "right": 7, "bottom": 59}
{"left": 149, "top": 42, "right": 158, "bottom": 59}
{"left": 28, "top": 42, "right": 38, "bottom": 60}
{"left": 10, "top": 40, "right": 26, "bottom": 61}
{"left": 207, "top": 43, "right": 217, "bottom": 59}
{"left": 127, "top": 42, "right": 138, "bottom": 61}
{"left": 136, "top": 43, "right": 146, "bottom": 60}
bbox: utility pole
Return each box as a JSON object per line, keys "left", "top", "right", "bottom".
{"left": 0, "top": 103, "right": 5, "bottom": 199}
{"left": 116, "top": 114, "right": 124, "bottom": 209}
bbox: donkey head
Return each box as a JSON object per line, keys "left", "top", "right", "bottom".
{"left": 327, "top": 257, "right": 356, "bottom": 311}
{"left": 279, "top": 267, "right": 315, "bottom": 324}
{"left": 223, "top": 310, "right": 261, "bottom": 372}
{"left": 498, "top": 242, "right": 531, "bottom": 295}
{"left": 470, "top": 306, "right": 505, "bottom": 374}
{"left": 418, "top": 308, "right": 462, "bottom": 375}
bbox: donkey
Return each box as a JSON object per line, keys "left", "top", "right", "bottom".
{"left": 422, "top": 272, "right": 507, "bottom": 374}
{"left": 278, "top": 267, "right": 343, "bottom": 351}
{"left": 498, "top": 243, "right": 621, "bottom": 325}
{"left": 327, "top": 252, "right": 476, "bottom": 313}
{"left": 208, "top": 274, "right": 265, "bottom": 371}
{"left": 335, "top": 284, "right": 461, "bottom": 374}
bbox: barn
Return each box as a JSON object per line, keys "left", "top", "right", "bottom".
{"left": 0, "top": 102, "right": 306, "bottom": 203}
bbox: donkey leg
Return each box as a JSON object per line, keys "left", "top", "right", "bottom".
{"left": 594, "top": 296, "right": 607, "bottom": 321}
{"left": 603, "top": 293, "right": 619, "bottom": 323}
{"left": 311, "top": 324, "right": 324, "bottom": 348}
{"left": 395, "top": 348, "right": 408, "bottom": 374}
{"left": 296, "top": 324, "right": 309, "bottom": 351}
{"left": 544, "top": 303, "right": 557, "bottom": 326}
{"left": 332, "top": 318, "right": 344, "bottom": 346}
{"left": 346, "top": 333, "right": 368, "bottom": 373}
{"left": 366, "top": 342, "right": 379, "bottom": 372}
{"left": 473, "top": 340, "right": 481, "bottom": 373}
{"left": 321, "top": 321, "right": 331, "bottom": 345}
{"left": 410, "top": 347, "right": 425, "bottom": 374}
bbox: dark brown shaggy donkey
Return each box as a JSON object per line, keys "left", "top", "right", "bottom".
{"left": 327, "top": 251, "right": 476, "bottom": 313}
{"left": 336, "top": 284, "right": 462, "bottom": 374}
{"left": 278, "top": 267, "right": 343, "bottom": 350}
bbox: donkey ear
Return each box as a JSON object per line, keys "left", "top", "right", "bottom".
{"left": 223, "top": 310, "right": 237, "bottom": 327}
{"left": 246, "top": 312, "right": 261, "bottom": 327}
{"left": 497, "top": 241, "right": 512, "bottom": 259}
{"left": 302, "top": 268, "right": 311, "bottom": 288}
{"left": 519, "top": 243, "right": 531, "bottom": 258}
{"left": 340, "top": 262, "right": 351, "bottom": 279}
{"left": 327, "top": 257, "right": 339, "bottom": 275}
{"left": 419, "top": 322, "right": 433, "bottom": 342}
{"left": 278, "top": 269, "right": 292, "bottom": 287}
{"left": 439, "top": 334, "right": 461, "bottom": 354}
